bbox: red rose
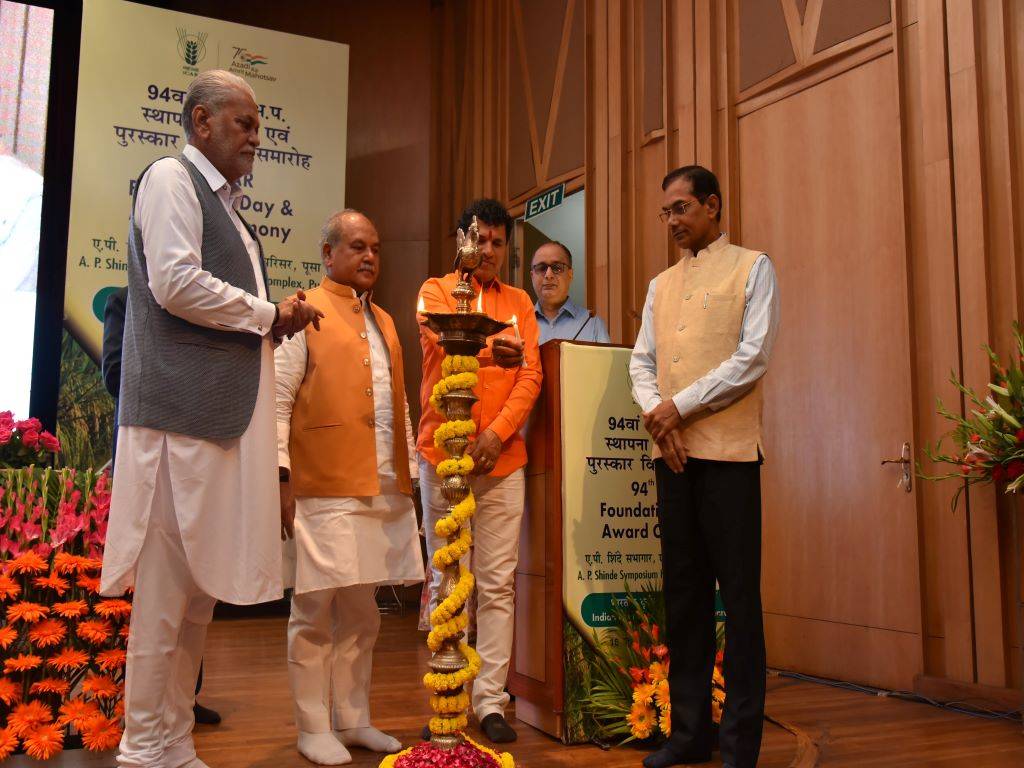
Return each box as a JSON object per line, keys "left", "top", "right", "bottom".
{"left": 1015, "top": 428, "right": 1024, "bottom": 444}
{"left": 0, "top": 427, "right": 11, "bottom": 445}
{"left": 993, "top": 465, "right": 1007, "bottom": 483}
{"left": 39, "top": 432, "right": 60, "bottom": 453}
{"left": 21, "top": 430, "right": 40, "bottom": 450}
{"left": 1006, "top": 460, "right": 1024, "bottom": 480}
{"left": 14, "top": 418, "right": 41, "bottom": 432}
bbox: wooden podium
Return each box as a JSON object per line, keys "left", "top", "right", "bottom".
{"left": 508, "top": 339, "right": 639, "bottom": 740}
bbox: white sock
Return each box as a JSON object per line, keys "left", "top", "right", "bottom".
{"left": 297, "top": 731, "right": 352, "bottom": 765}
{"left": 335, "top": 726, "right": 402, "bottom": 754}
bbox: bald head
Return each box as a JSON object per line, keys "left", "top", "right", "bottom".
{"left": 320, "top": 209, "right": 381, "bottom": 293}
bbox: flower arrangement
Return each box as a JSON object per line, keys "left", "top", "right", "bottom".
{"left": 584, "top": 586, "right": 725, "bottom": 744}
{"left": 0, "top": 412, "right": 128, "bottom": 760}
{"left": 0, "top": 413, "right": 60, "bottom": 471}
{"left": 921, "top": 324, "right": 1024, "bottom": 503}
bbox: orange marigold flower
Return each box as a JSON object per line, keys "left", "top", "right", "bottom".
{"left": 4, "top": 653, "right": 43, "bottom": 674}
{"left": 94, "top": 599, "right": 132, "bottom": 619}
{"left": 7, "top": 699, "right": 53, "bottom": 737}
{"left": 23, "top": 722, "right": 64, "bottom": 760}
{"left": 81, "top": 673, "right": 119, "bottom": 700}
{"left": 27, "top": 618, "right": 66, "bottom": 648}
{"left": 76, "top": 619, "right": 113, "bottom": 645}
{"left": 57, "top": 697, "right": 101, "bottom": 729}
{"left": 0, "top": 676, "right": 20, "bottom": 705}
{"left": 30, "top": 678, "right": 70, "bottom": 696}
{"left": 95, "top": 648, "right": 127, "bottom": 672}
{"left": 47, "top": 647, "right": 90, "bottom": 672}
{"left": 0, "top": 725, "right": 17, "bottom": 761}
{"left": 7, "top": 601, "right": 49, "bottom": 623}
{"left": 52, "top": 552, "right": 81, "bottom": 574}
{"left": 32, "top": 573, "right": 70, "bottom": 596}
{"left": 8, "top": 551, "right": 47, "bottom": 575}
{"left": 51, "top": 599, "right": 88, "bottom": 618}
{"left": 0, "top": 625, "right": 17, "bottom": 650}
{"left": 81, "top": 715, "right": 122, "bottom": 752}
{"left": 0, "top": 573, "right": 21, "bottom": 600}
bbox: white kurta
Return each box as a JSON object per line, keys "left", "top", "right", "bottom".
{"left": 100, "top": 144, "right": 282, "bottom": 605}
{"left": 275, "top": 292, "right": 423, "bottom": 595}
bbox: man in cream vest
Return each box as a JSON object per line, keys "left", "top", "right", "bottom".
{"left": 275, "top": 210, "right": 423, "bottom": 765}
{"left": 630, "top": 166, "right": 780, "bottom": 768}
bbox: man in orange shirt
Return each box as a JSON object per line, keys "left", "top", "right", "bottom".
{"left": 417, "top": 198, "right": 542, "bottom": 743}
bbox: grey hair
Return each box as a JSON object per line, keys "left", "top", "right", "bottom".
{"left": 319, "top": 208, "right": 370, "bottom": 256}
{"left": 181, "top": 70, "right": 256, "bottom": 140}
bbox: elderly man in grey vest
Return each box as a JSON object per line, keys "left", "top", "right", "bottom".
{"left": 99, "top": 70, "right": 322, "bottom": 768}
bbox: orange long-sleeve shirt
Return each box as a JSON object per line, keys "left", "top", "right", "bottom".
{"left": 416, "top": 273, "right": 542, "bottom": 477}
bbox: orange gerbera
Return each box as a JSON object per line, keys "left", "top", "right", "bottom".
{"left": 114, "top": 698, "right": 125, "bottom": 719}
{"left": 0, "top": 573, "right": 21, "bottom": 600}
{"left": 4, "top": 653, "right": 42, "bottom": 673}
{"left": 648, "top": 661, "right": 667, "bottom": 684}
{"left": 52, "top": 551, "right": 81, "bottom": 574}
{"left": 76, "top": 619, "right": 113, "bottom": 645}
{"left": 51, "top": 599, "right": 88, "bottom": 618}
{"left": 47, "top": 647, "right": 90, "bottom": 672}
{"left": 0, "top": 676, "right": 20, "bottom": 705}
{"left": 0, "top": 625, "right": 16, "bottom": 649}
{"left": 23, "top": 722, "right": 64, "bottom": 760}
{"left": 76, "top": 574, "right": 101, "bottom": 593}
{"left": 94, "top": 599, "right": 132, "bottom": 619}
{"left": 27, "top": 618, "right": 67, "bottom": 648}
{"left": 8, "top": 551, "right": 47, "bottom": 575}
{"left": 7, "top": 601, "right": 49, "bottom": 623}
{"left": 81, "top": 673, "right": 119, "bottom": 700}
{"left": 33, "top": 573, "right": 70, "bottom": 595}
{"left": 0, "top": 725, "right": 17, "bottom": 760}
{"left": 78, "top": 556, "right": 103, "bottom": 572}
{"left": 95, "top": 648, "right": 127, "bottom": 672}
{"left": 659, "top": 703, "right": 671, "bottom": 736}
{"left": 30, "top": 678, "right": 70, "bottom": 696}
{"left": 7, "top": 699, "right": 53, "bottom": 737}
{"left": 57, "top": 697, "right": 101, "bottom": 729}
{"left": 626, "top": 702, "right": 655, "bottom": 740}
{"left": 81, "top": 715, "right": 122, "bottom": 752}
{"left": 119, "top": 623, "right": 130, "bottom": 640}
{"left": 632, "top": 682, "right": 656, "bottom": 707}
{"left": 653, "top": 677, "right": 670, "bottom": 707}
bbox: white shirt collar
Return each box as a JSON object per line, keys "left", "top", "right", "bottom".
{"left": 183, "top": 144, "right": 241, "bottom": 201}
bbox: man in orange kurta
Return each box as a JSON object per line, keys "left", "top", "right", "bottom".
{"left": 417, "top": 199, "right": 542, "bottom": 743}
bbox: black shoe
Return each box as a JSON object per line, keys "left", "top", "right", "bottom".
{"left": 642, "top": 745, "right": 712, "bottom": 768}
{"left": 479, "top": 713, "right": 517, "bottom": 743}
{"left": 193, "top": 702, "right": 221, "bottom": 726}
{"left": 421, "top": 724, "right": 431, "bottom": 741}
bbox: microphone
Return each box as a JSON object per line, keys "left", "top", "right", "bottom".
{"left": 570, "top": 310, "right": 596, "bottom": 341}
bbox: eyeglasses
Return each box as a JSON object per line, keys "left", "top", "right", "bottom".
{"left": 657, "top": 199, "right": 698, "bottom": 223}
{"left": 530, "top": 262, "right": 570, "bottom": 276}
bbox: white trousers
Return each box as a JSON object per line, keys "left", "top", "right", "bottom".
{"left": 118, "top": 448, "right": 217, "bottom": 768}
{"left": 288, "top": 584, "right": 381, "bottom": 733}
{"left": 420, "top": 458, "right": 525, "bottom": 720}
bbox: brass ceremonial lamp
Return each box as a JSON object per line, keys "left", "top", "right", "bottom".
{"left": 381, "top": 218, "right": 514, "bottom": 768}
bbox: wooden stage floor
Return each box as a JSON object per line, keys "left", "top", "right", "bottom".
{"left": 195, "top": 612, "right": 1023, "bottom": 767}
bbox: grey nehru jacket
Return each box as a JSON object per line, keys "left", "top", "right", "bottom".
{"left": 118, "top": 155, "right": 269, "bottom": 440}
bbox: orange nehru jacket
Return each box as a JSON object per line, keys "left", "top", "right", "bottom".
{"left": 289, "top": 278, "right": 412, "bottom": 497}
{"left": 417, "top": 273, "right": 542, "bottom": 477}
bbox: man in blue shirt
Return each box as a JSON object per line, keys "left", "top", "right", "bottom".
{"left": 531, "top": 241, "right": 610, "bottom": 344}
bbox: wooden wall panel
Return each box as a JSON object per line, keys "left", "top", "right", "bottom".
{"left": 814, "top": 0, "right": 891, "bottom": 53}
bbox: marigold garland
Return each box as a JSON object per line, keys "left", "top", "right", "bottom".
{"left": 435, "top": 456, "right": 474, "bottom": 478}
{"left": 431, "top": 526, "right": 472, "bottom": 569}
{"left": 429, "top": 566, "right": 474, "bottom": 624}
{"left": 426, "top": 612, "right": 469, "bottom": 653}
{"left": 428, "top": 691, "right": 470, "bottom": 714}
{"left": 432, "top": 418, "right": 477, "bottom": 450}
{"left": 433, "top": 496, "right": 475, "bottom": 539}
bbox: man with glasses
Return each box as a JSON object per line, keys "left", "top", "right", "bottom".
{"left": 629, "top": 165, "right": 779, "bottom": 768}
{"left": 530, "top": 241, "right": 610, "bottom": 344}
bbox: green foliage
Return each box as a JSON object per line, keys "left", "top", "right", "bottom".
{"left": 56, "top": 332, "right": 113, "bottom": 471}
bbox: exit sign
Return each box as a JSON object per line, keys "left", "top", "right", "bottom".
{"left": 524, "top": 183, "right": 565, "bottom": 221}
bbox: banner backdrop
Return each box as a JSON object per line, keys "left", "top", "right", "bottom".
{"left": 65, "top": 0, "right": 349, "bottom": 359}
{"left": 56, "top": 0, "right": 348, "bottom": 469}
